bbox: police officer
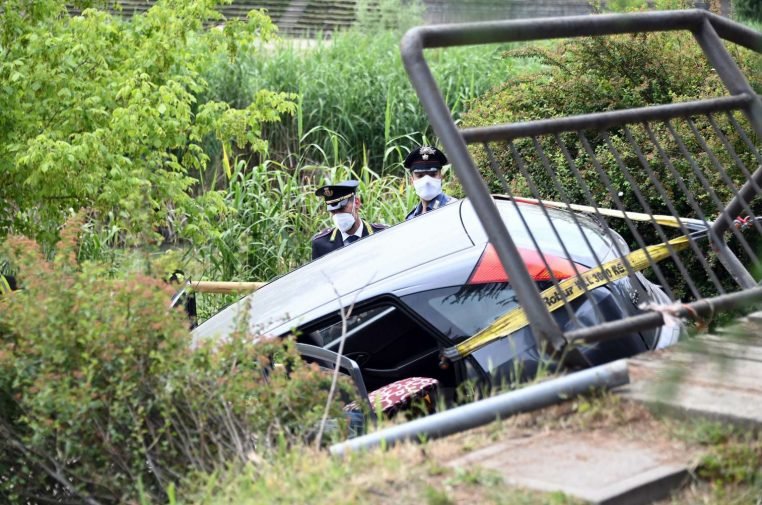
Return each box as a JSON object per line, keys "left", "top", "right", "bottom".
{"left": 311, "top": 180, "right": 388, "bottom": 260}
{"left": 404, "top": 145, "right": 457, "bottom": 220}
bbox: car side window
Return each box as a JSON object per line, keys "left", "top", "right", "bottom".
{"left": 304, "top": 301, "right": 452, "bottom": 392}
{"left": 401, "top": 283, "right": 519, "bottom": 340}
{"left": 314, "top": 306, "right": 393, "bottom": 349}
{"left": 316, "top": 304, "right": 437, "bottom": 369}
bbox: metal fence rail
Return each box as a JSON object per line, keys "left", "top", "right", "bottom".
{"left": 401, "top": 9, "right": 762, "bottom": 352}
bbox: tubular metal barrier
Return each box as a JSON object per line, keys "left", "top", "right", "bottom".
{"left": 330, "top": 359, "right": 630, "bottom": 455}
{"left": 401, "top": 9, "right": 762, "bottom": 354}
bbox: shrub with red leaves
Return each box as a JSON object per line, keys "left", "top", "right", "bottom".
{"left": 0, "top": 216, "right": 353, "bottom": 504}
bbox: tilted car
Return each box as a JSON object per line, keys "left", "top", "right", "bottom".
{"left": 192, "top": 196, "right": 679, "bottom": 402}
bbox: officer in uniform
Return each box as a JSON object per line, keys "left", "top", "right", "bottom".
{"left": 311, "top": 180, "right": 388, "bottom": 260}
{"left": 404, "top": 145, "right": 457, "bottom": 220}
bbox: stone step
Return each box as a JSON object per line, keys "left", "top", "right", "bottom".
{"left": 448, "top": 428, "right": 694, "bottom": 505}
{"left": 619, "top": 339, "right": 762, "bottom": 428}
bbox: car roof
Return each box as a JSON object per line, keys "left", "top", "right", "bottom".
{"left": 192, "top": 197, "right": 620, "bottom": 344}
{"left": 192, "top": 200, "right": 474, "bottom": 343}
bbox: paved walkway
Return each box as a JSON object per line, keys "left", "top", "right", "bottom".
{"left": 620, "top": 311, "right": 762, "bottom": 428}
{"left": 449, "top": 426, "right": 694, "bottom": 505}
{"left": 448, "top": 312, "right": 762, "bottom": 504}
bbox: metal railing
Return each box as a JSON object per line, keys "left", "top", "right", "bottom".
{"left": 401, "top": 9, "right": 762, "bottom": 351}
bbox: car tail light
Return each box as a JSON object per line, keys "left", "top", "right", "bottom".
{"left": 468, "top": 244, "right": 588, "bottom": 284}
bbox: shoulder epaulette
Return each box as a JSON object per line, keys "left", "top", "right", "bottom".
{"left": 312, "top": 227, "right": 334, "bottom": 240}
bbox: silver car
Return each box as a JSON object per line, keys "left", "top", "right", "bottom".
{"left": 193, "top": 196, "right": 678, "bottom": 400}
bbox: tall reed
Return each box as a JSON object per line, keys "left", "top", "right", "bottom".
{"left": 193, "top": 26, "right": 541, "bottom": 287}
{"left": 201, "top": 29, "right": 531, "bottom": 174}
{"left": 197, "top": 156, "right": 414, "bottom": 289}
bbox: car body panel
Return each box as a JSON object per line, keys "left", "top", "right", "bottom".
{"left": 193, "top": 196, "right": 678, "bottom": 390}
{"left": 193, "top": 202, "right": 474, "bottom": 344}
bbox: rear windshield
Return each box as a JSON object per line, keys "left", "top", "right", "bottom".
{"left": 401, "top": 283, "right": 519, "bottom": 341}
{"left": 461, "top": 199, "right": 616, "bottom": 267}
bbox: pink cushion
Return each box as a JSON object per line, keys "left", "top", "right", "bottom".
{"left": 346, "top": 377, "right": 438, "bottom": 415}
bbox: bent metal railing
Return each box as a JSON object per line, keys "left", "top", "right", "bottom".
{"left": 401, "top": 9, "right": 762, "bottom": 355}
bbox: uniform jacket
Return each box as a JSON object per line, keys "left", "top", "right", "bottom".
{"left": 311, "top": 220, "right": 388, "bottom": 260}
{"left": 405, "top": 192, "right": 457, "bottom": 221}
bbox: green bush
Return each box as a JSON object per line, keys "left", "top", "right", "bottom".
{"left": 0, "top": 0, "right": 294, "bottom": 249}
{"left": 735, "top": 0, "right": 762, "bottom": 22}
{"left": 0, "top": 216, "right": 353, "bottom": 504}
{"left": 462, "top": 31, "right": 761, "bottom": 298}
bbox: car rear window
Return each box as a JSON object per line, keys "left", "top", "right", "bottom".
{"left": 401, "top": 283, "right": 519, "bottom": 341}
{"left": 460, "top": 199, "right": 617, "bottom": 267}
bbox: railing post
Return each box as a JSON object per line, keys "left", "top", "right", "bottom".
{"left": 399, "top": 11, "right": 762, "bottom": 346}
{"left": 401, "top": 30, "right": 566, "bottom": 351}
{"left": 695, "top": 18, "right": 762, "bottom": 286}
{"left": 695, "top": 17, "right": 762, "bottom": 138}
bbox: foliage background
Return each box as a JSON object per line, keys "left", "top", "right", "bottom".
{"left": 1, "top": 0, "right": 522, "bottom": 283}
{"left": 1, "top": 0, "right": 761, "bottom": 502}
{"left": 1, "top": 0, "right": 300, "bottom": 249}
{"left": 0, "top": 216, "right": 355, "bottom": 503}
{"left": 734, "top": 0, "right": 762, "bottom": 22}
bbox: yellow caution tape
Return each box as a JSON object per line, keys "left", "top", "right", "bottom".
{"left": 506, "top": 197, "right": 708, "bottom": 231}
{"left": 444, "top": 234, "right": 692, "bottom": 360}
{"left": 0, "top": 275, "right": 12, "bottom": 296}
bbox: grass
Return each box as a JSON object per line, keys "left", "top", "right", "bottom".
{"left": 175, "top": 391, "right": 659, "bottom": 503}
{"left": 183, "top": 391, "right": 708, "bottom": 505}
{"left": 178, "top": 378, "right": 634, "bottom": 504}
{"left": 665, "top": 419, "right": 762, "bottom": 504}
{"left": 181, "top": 440, "right": 582, "bottom": 505}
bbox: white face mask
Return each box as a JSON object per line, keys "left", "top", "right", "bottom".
{"left": 332, "top": 212, "right": 356, "bottom": 232}
{"left": 413, "top": 175, "right": 442, "bottom": 202}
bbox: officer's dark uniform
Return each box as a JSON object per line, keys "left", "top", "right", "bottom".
{"left": 311, "top": 180, "right": 388, "bottom": 260}
{"left": 404, "top": 146, "right": 457, "bottom": 221}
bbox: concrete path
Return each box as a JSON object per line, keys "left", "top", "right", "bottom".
{"left": 447, "top": 312, "right": 762, "bottom": 504}
{"left": 620, "top": 312, "right": 762, "bottom": 428}
{"left": 448, "top": 427, "right": 693, "bottom": 505}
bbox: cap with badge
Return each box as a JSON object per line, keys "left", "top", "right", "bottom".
{"left": 315, "top": 180, "right": 359, "bottom": 211}
{"left": 404, "top": 146, "right": 448, "bottom": 173}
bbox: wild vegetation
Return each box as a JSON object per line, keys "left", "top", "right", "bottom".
{"left": 204, "top": 29, "right": 519, "bottom": 172}
{"left": 0, "top": 1, "right": 518, "bottom": 501}
{"left": 1, "top": 0, "right": 761, "bottom": 503}
{"left": 0, "top": 216, "right": 358, "bottom": 503}
{"left": 0, "top": 0, "right": 519, "bottom": 283}
{"left": 461, "top": 9, "right": 762, "bottom": 298}
{"left": 734, "top": 0, "right": 762, "bottom": 22}
{"left": 0, "top": 0, "right": 298, "bottom": 252}
{"left": 185, "top": 391, "right": 762, "bottom": 504}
